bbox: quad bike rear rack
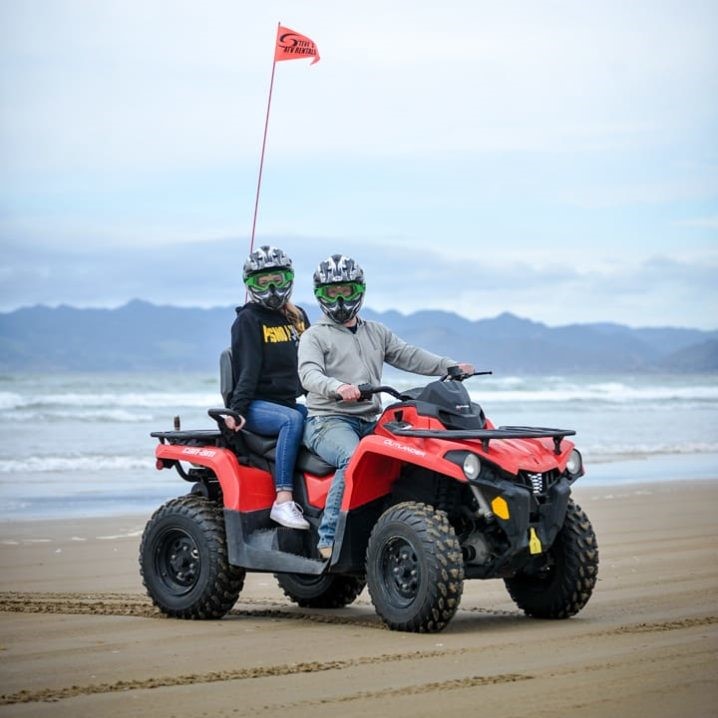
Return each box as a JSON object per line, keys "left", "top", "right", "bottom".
{"left": 384, "top": 422, "right": 575, "bottom": 454}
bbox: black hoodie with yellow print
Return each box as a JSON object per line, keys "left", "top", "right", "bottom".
{"left": 229, "top": 302, "right": 309, "bottom": 418}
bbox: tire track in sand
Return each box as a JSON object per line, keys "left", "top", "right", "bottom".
{"left": 0, "top": 591, "right": 382, "bottom": 627}
{"left": 252, "top": 672, "right": 533, "bottom": 715}
{"left": 0, "top": 591, "right": 517, "bottom": 625}
{"left": 2, "top": 593, "right": 715, "bottom": 636}
{"left": 2, "top": 592, "right": 715, "bottom": 706}
{"left": 0, "top": 647, "right": 481, "bottom": 705}
{"left": 0, "top": 591, "right": 159, "bottom": 618}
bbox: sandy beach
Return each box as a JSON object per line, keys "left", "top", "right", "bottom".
{"left": 1, "top": 479, "right": 717, "bottom": 718}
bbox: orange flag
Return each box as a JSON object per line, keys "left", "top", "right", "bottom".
{"left": 274, "top": 25, "right": 320, "bottom": 65}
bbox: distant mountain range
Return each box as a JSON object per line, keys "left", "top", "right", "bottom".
{"left": 1, "top": 300, "right": 716, "bottom": 373}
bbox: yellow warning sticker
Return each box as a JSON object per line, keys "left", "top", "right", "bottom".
{"left": 529, "top": 527, "right": 543, "bottom": 555}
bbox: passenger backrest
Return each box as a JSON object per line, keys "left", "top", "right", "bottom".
{"left": 220, "top": 347, "right": 234, "bottom": 408}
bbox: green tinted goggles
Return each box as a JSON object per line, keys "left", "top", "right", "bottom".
{"left": 314, "top": 282, "right": 365, "bottom": 303}
{"left": 245, "top": 268, "right": 294, "bottom": 291}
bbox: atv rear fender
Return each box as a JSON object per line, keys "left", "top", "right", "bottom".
{"left": 155, "top": 442, "right": 275, "bottom": 512}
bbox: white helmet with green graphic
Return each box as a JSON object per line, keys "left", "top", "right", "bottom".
{"left": 243, "top": 245, "right": 294, "bottom": 310}
{"left": 313, "top": 254, "right": 366, "bottom": 323}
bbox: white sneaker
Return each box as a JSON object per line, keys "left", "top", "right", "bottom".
{"left": 270, "top": 500, "right": 310, "bottom": 530}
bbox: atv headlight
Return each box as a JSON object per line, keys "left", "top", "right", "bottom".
{"left": 444, "top": 450, "right": 484, "bottom": 481}
{"left": 462, "top": 454, "right": 481, "bottom": 481}
{"left": 566, "top": 449, "right": 583, "bottom": 476}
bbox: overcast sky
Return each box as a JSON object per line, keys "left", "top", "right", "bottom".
{"left": 1, "top": 0, "right": 717, "bottom": 328}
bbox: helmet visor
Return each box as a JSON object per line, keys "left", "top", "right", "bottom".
{"left": 314, "top": 281, "right": 365, "bottom": 304}
{"left": 245, "top": 268, "right": 294, "bottom": 291}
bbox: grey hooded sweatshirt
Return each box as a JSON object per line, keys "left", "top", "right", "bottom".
{"left": 298, "top": 315, "right": 457, "bottom": 419}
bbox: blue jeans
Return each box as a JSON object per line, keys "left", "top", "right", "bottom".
{"left": 303, "top": 415, "right": 376, "bottom": 548}
{"left": 244, "top": 400, "right": 307, "bottom": 492}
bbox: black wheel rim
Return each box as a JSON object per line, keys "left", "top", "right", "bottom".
{"left": 154, "top": 528, "right": 201, "bottom": 595}
{"left": 380, "top": 536, "right": 420, "bottom": 607}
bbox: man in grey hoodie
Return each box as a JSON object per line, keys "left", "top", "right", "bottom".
{"left": 298, "top": 254, "right": 474, "bottom": 559}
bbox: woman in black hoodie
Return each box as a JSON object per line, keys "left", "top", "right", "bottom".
{"left": 223, "top": 245, "right": 310, "bottom": 530}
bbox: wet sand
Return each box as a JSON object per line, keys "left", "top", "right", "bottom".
{"left": 1, "top": 480, "right": 717, "bottom": 717}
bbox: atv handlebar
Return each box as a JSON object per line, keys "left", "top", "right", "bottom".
{"left": 333, "top": 384, "right": 404, "bottom": 402}
{"left": 336, "top": 370, "right": 494, "bottom": 403}
{"left": 356, "top": 383, "right": 404, "bottom": 401}
{"left": 440, "top": 367, "right": 493, "bottom": 381}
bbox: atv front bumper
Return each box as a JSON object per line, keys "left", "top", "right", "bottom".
{"left": 466, "top": 475, "right": 571, "bottom": 578}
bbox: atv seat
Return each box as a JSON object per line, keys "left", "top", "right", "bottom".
{"left": 151, "top": 426, "right": 333, "bottom": 476}
{"left": 242, "top": 430, "right": 333, "bottom": 476}
{"left": 219, "top": 347, "right": 334, "bottom": 477}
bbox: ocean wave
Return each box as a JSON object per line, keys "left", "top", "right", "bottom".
{"left": 0, "top": 391, "right": 221, "bottom": 411}
{"left": 467, "top": 383, "right": 718, "bottom": 404}
{"left": 2, "top": 380, "right": 716, "bottom": 414}
{"left": 2, "top": 440, "right": 717, "bottom": 476}
{"left": 583, "top": 441, "right": 718, "bottom": 458}
{"left": 3, "top": 408, "right": 154, "bottom": 423}
{"left": 0, "top": 455, "right": 152, "bottom": 473}
{"left": 0, "top": 392, "right": 24, "bottom": 411}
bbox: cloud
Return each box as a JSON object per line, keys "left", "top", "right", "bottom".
{"left": 2, "top": 230, "right": 716, "bottom": 328}
{"left": 2, "top": 0, "right": 716, "bottom": 175}
{"left": 1, "top": 0, "right": 716, "bottom": 330}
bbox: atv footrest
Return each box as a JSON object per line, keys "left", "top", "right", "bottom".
{"left": 249, "top": 527, "right": 310, "bottom": 557}
{"left": 230, "top": 528, "right": 326, "bottom": 574}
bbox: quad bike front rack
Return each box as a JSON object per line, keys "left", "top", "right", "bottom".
{"left": 384, "top": 422, "right": 575, "bottom": 454}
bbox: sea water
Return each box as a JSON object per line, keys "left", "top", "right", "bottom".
{"left": 0, "top": 371, "right": 716, "bottom": 521}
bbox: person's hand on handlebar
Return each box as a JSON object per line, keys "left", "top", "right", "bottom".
{"left": 336, "top": 383, "right": 362, "bottom": 402}
{"left": 224, "top": 414, "right": 246, "bottom": 432}
{"left": 457, "top": 362, "right": 475, "bottom": 375}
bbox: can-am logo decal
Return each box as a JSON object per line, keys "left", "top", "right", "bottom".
{"left": 383, "top": 439, "right": 426, "bottom": 457}
{"left": 181, "top": 447, "right": 217, "bottom": 458}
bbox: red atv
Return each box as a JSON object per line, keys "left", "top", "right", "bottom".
{"left": 140, "top": 362, "right": 598, "bottom": 633}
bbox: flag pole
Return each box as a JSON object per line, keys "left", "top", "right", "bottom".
{"left": 249, "top": 21, "right": 280, "bottom": 255}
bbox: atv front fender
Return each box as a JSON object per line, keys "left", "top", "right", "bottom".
{"left": 341, "top": 435, "right": 467, "bottom": 511}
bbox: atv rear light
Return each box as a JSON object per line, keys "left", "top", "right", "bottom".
{"left": 156, "top": 459, "right": 165, "bottom": 470}
{"left": 462, "top": 454, "right": 481, "bottom": 480}
{"left": 566, "top": 449, "right": 583, "bottom": 476}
